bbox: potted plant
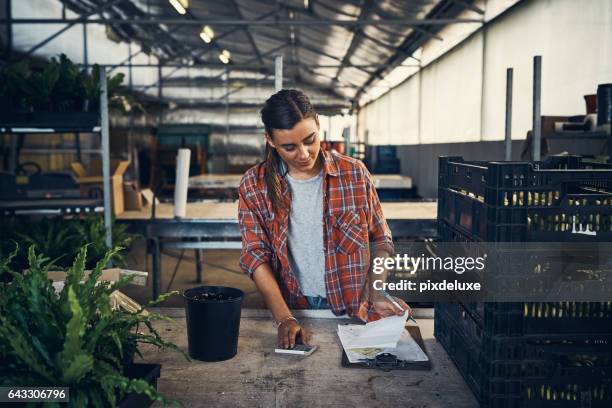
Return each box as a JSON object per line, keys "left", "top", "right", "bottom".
{"left": 0, "top": 244, "right": 187, "bottom": 407}
{"left": 0, "top": 54, "right": 131, "bottom": 127}
{"left": 0, "top": 214, "right": 135, "bottom": 274}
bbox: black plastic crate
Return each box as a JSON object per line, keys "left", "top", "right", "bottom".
{"left": 436, "top": 302, "right": 486, "bottom": 348}
{"left": 437, "top": 302, "right": 612, "bottom": 339}
{"left": 435, "top": 309, "right": 483, "bottom": 398}
{"left": 435, "top": 310, "right": 612, "bottom": 408}
{"left": 483, "top": 302, "right": 612, "bottom": 336}
{"left": 438, "top": 156, "right": 612, "bottom": 242}
{"left": 487, "top": 379, "right": 612, "bottom": 408}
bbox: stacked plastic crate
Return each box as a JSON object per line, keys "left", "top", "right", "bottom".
{"left": 434, "top": 156, "right": 612, "bottom": 408}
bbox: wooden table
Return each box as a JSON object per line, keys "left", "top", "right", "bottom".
{"left": 188, "top": 174, "right": 414, "bottom": 190}
{"left": 372, "top": 174, "right": 412, "bottom": 189}
{"left": 188, "top": 174, "right": 243, "bottom": 189}
{"left": 141, "top": 308, "right": 477, "bottom": 408}
{"left": 118, "top": 201, "right": 437, "bottom": 221}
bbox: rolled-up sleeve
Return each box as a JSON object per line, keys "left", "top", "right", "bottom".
{"left": 238, "top": 177, "right": 273, "bottom": 278}
{"left": 362, "top": 166, "right": 394, "bottom": 255}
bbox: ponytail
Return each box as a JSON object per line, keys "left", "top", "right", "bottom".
{"left": 263, "top": 142, "right": 288, "bottom": 216}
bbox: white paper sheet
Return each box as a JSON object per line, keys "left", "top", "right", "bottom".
{"left": 337, "top": 312, "right": 409, "bottom": 349}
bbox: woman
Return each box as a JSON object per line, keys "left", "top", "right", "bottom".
{"left": 238, "top": 89, "right": 410, "bottom": 349}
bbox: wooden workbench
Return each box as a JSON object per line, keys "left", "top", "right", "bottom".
{"left": 142, "top": 309, "right": 477, "bottom": 408}
{"left": 189, "top": 174, "right": 243, "bottom": 189}
{"left": 188, "top": 174, "right": 413, "bottom": 190}
{"left": 118, "top": 201, "right": 437, "bottom": 221}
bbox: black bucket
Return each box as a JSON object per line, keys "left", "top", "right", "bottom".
{"left": 183, "top": 286, "right": 244, "bottom": 362}
{"left": 597, "top": 84, "right": 612, "bottom": 126}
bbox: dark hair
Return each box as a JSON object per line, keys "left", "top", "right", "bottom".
{"left": 260, "top": 89, "right": 317, "bottom": 216}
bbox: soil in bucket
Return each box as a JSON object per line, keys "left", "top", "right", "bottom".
{"left": 183, "top": 286, "right": 244, "bottom": 362}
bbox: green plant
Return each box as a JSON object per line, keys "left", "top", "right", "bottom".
{"left": 72, "top": 215, "right": 134, "bottom": 269}
{"left": 0, "top": 244, "right": 186, "bottom": 407}
{"left": 27, "top": 61, "right": 61, "bottom": 111}
{"left": 0, "top": 60, "right": 33, "bottom": 111}
{"left": 14, "top": 217, "right": 81, "bottom": 268}
{"left": 3, "top": 215, "right": 135, "bottom": 272}
{"left": 81, "top": 64, "right": 127, "bottom": 113}
{"left": 52, "top": 54, "right": 84, "bottom": 112}
{"left": 0, "top": 54, "right": 128, "bottom": 114}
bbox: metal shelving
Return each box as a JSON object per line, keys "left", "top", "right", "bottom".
{"left": 0, "top": 68, "right": 113, "bottom": 247}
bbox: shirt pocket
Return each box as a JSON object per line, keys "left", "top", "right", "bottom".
{"left": 332, "top": 210, "right": 367, "bottom": 255}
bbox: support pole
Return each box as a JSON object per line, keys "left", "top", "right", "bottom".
{"left": 5, "top": 0, "right": 12, "bottom": 60}
{"left": 82, "top": 23, "right": 88, "bottom": 71}
{"left": 75, "top": 132, "right": 81, "bottom": 162}
{"left": 100, "top": 67, "right": 113, "bottom": 250}
{"left": 275, "top": 55, "right": 283, "bottom": 92}
{"left": 224, "top": 70, "right": 229, "bottom": 173}
{"left": 504, "top": 68, "right": 513, "bottom": 161}
{"left": 532, "top": 56, "right": 542, "bottom": 161}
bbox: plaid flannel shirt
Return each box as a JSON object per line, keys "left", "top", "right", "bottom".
{"left": 238, "top": 150, "right": 394, "bottom": 318}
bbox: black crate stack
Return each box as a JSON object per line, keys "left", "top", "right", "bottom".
{"left": 434, "top": 156, "right": 612, "bottom": 408}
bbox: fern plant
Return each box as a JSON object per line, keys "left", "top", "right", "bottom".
{"left": 0, "top": 53, "right": 129, "bottom": 114}
{"left": 0, "top": 245, "right": 186, "bottom": 407}
{"left": 2, "top": 215, "right": 135, "bottom": 273}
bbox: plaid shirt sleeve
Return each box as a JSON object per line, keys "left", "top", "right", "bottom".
{"left": 362, "top": 164, "right": 394, "bottom": 256}
{"left": 238, "top": 172, "right": 272, "bottom": 279}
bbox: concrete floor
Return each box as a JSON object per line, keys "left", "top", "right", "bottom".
{"left": 138, "top": 309, "right": 478, "bottom": 408}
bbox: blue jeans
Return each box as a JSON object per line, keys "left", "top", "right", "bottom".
{"left": 305, "top": 296, "right": 329, "bottom": 310}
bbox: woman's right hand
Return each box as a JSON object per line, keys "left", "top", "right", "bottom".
{"left": 277, "top": 318, "right": 311, "bottom": 349}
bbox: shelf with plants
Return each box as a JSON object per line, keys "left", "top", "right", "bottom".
{"left": 0, "top": 54, "right": 129, "bottom": 133}
{"left": 0, "top": 54, "right": 139, "bottom": 247}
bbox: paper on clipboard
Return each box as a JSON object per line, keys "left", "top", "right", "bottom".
{"left": 337, "top": 313, "right": 428, "bottom": 364}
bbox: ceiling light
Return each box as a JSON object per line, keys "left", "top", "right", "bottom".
{"left": 219, "top": 49, "right": 231, "bottom": 64}
{"left": 199, "top": 25, "right": 215, "bottom": 43}
{"left": 169, "top": 0, "right": 188, "bottom": 15}
{"left": 304, "top": 0, "right": 309, "bottom": 9}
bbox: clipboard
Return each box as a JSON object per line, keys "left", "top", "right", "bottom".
{"left": 341, "top": 325, "right": 432, "bottom": 371}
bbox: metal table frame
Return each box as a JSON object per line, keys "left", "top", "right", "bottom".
{"left": 144, "top": 218, "right": 437, "bottom": 299}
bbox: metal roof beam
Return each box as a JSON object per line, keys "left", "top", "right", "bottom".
{"left": 139, "top": 42, "right": 287, "bottom": 93}
{"left": 23, "top": 0, "right": 126, "bottom": 58}
{"left": 159, "top": 100, "right": 348, "bottom": 111}
{"left": 355, "top": 0, "right": 479, "bottom": 101}
{"left": 334, "top": 0, "right": 374, "bottom": 83}
{"left": 448, "top": 0, "right": 485, "bottom": 14}
{"left": 1, "top": 17, "right": 484, "bottom": 26}
{"left": 357, "top": 29, "right": 421, "bottom": 62}
{"left": 370, "top": 4, "right": 443, "bottom": 41}
{"left": 101, "top": 62, "right": 418, "bottom": 69}
{"left": 229, "top": 0, "right": 264, "bottom": 66}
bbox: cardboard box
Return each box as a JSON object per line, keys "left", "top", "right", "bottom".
{"left": 140, "top": 188, "right": 159, "bottom": 207}
{"left": 48, "top": 268, "right": 148, "bottom": 286}
{"left": 71, "top": 159, "right": 130, "bottom": 215}
{"left": 47, "top": 269, "right": 148, "bottom": 312}
{"left": 123, "top": 182, "right": 143, "bottom": 211}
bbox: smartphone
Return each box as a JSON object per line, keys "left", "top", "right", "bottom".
{"left": 275, "top": 344, "right": 319, "bottom": 356}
